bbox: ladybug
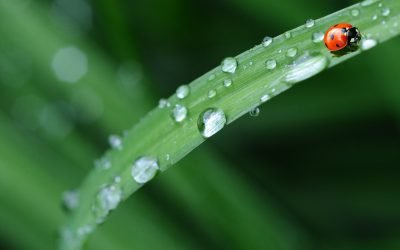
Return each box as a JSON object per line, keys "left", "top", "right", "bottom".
{"left": 324, "top": 23, "right": 361, "bottom": 54}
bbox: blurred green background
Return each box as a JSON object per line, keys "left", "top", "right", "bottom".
{"left": 1, "top": 0, "right": 400, "bottom": 249}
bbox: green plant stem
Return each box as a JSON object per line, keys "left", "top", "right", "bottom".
{"left": 61, "top": 0, "right": 400, "bottom": 249}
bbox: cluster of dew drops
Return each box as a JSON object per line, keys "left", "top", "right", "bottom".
{"left": 61, "top": 0, "right": 397, "bottom": 242}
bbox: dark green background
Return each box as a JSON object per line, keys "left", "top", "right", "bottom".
{"left": 0, "top": 0, "right": 399, "bottom": 249}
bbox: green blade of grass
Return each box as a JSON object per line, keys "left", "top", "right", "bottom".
{"left": 61, "top": 0, "right": 400, "bottom": 249}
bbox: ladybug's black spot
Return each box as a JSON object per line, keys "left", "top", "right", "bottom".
{"left": 330, "top": 34, "right": 335, "bottom": 40}
{"left": 336, "top": 44, "right": 341, "bottom": 48}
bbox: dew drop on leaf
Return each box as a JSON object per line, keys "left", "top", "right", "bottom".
{"left": 198, "top": 108, "right": 227, "bottom": 138}
{"left": 131, "top": 156, "right": 159, "bottom": 184}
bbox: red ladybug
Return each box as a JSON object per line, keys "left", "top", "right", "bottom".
{"left": 324, "top": 23, "right": 361, "bottom": 53}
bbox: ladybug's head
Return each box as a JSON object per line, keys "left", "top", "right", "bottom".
{"left": 347, "top": 27, "right": 362, "bottom": 47}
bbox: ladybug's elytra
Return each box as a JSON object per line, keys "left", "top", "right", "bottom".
{"left": 324, "top": 23, "right": 361, "bottom": 53}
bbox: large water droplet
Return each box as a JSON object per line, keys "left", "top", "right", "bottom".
{"left": 262, "top": 36, "right": 273, "bottom": 47}
{"left": 131, "top": 156, "right": 159, "bottom": 184}
{"left": 265, "top": 59, "right": 277, "bottom": 70}
{"left": 108, "top": 134, "right": 122, "bottom": 150}
{"left": 381, "top": 7, "right": 390, "bottom": 16}
{"left": 286, "top": 48, "right": 297, "bottom": 58}
{"left": 62, "top": 190, "right": 79, "bottom": 212}
{"left": 305, "top": 19, "right": 315, "bottom": 28}
{"left": 249, "top": 107, "right": 260, "bottom": 117}
{"left": 197, "top": 108, "right": 227, "bottom": 138}
{"left": 221, "top": 57, "right": 238, "bottom": 74}
{"left": 172, "top": 104, "right": 188, "bottom": 122}
{"left": 351, "top": 9, "right": 360, "bottom": 16}
{"left": 312, "top": 32, "right": 325, "bottom": 43}
{"left": 208, "top": 89, "right": 217, "bottom": 99}
{"left": 92, "top": 184, "right": 122, "bottom": 223}
{"left": 361, "top": 38, "right": 377, "bottom": 50}
{"left": 176, "top": 85, "right": 190, "bottom": 99}
{"left": 284, "top": 53, "right": 329, "bottom": 84}
{"left": 223, "top": 79, "right": 233, "bottom": 87}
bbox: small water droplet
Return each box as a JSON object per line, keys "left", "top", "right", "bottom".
{"left": 95, "top": 157, "right": 111, "bottom": 170}
{"left": 92, "top": 184, "right": 122, "bottom": 223}
{"left": 223, "top": 79, "right": 233, "bottom": 87}
{"left": 284, "top": 53, "right": 329, "bottom": 84}
{"left": 378, "top": 3, "right": 383, "bottom": 7}
{"left": 221, "top": 57, "right": 238, "bottom": 74}
{"left": 176, "top": 85, "right": 190, "bottom": 99}
{"left": 197, "top": 108, "right": 227, "bottom": 138}
{"left": 131, "top": 156, "right": 159, "bottom": 184}
{"left": 208, "top": 74, "right": 216, "bottom": 81}
{"left": 165, "top": 154, "right": 170, "bottom": 161}
{"left": 260, "top": 94, "right": 270, "bottom": 103}
{"left": 62, "top": 190, "right": 79, "bottom": 212}
{"left": 108, "top": 134, "right": 122, "bottom": 150}
{"left": 77, "top": 225, "right": 94, "bottom": 237}
{"left": 265, "top": 59, "right": 277, "bottom": 70}
{"left": 262, "top": 36, "right": 273, "bottom": 47}
{"left": 114, "top": 176, "right": 121, "bottom": 183}
{"left": 172, "top": 104, "right": 188, "bottom": 122}
{"left": 249, "top": 107, "right": 260, "bottom": 117}
{"left": 351, "top": 9, "right": 360, "bottom": 16}
{"left": 286, "top": 48, "right": 297, "bottom": 58}
{"left": 305, "top": 19, "right": 315, "bottom": 28}
{"left": 361, "top": 0, "right": 378, "bottom": 6}
{"left": 312, "top": 32, "right": 325, "bottom": 43}
{"left": 372, "top": 15, "right": 378, "bottom": 20}
{"left": 361, "top": 38, "right": 377, "bottom": 50}
{"left": 285, "top": 31, "right": 291, "bottom": 39}
{"left": 158, "top": 98, "right": 170, "bottom": 108}
{"left": 381, "top": 7, "right": 390, "bottom": 16}
{"left": 208, "top": 89, "right": 217, "bottom": 99}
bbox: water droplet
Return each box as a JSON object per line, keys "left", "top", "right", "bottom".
{"left": 249, "top": 107, "right": 260, "bottom": 117}
{"left": 305, "top": 19, "right": 315, "bottom": 28}
{"left": 131, "top": 156, "right": 159, "bottom": 184}
{"left": 286, "top": 48, "right": 297, "bottom": 58}
{"left": 165, "top": 154, "right": 170, "bottom": 161}
{"left": 260, "top": 94, "right": 270, "bottom": 103}
{"left": 197, "top": 108, "right": 227, "bottom": 138}
{"left": 372, "top": 15, "right": 378, "bottom": 20}
{"left": 114, "top": 176, "right": 121, "bottom": 183}
{"left": 361, "top": 38, "right": 377, "bottom": 50}
{"left": 172, "top": 104, "right": 188, "bottom": 122}
{"left": 285, "top": 31, "right": 291, "bottom": 39}
{"left": 361, "top": 0, "right": 378, "bottom": 6}
{"left": 158, "top": 98, "right": 170, "bottom": 108}
{"left": 221, "top": 57, "right": 238, "bottom": 74}
{"left": 378, "top": 3, "right": 383, "bottom": 7}
{"left": 176, "top": 85, "right": 190, "bottom": 99}
{"left": 284, "top": 53, "right": 329, "bottom": 84}
{"left": 381, "top": 7, "right": 390, "bottom": 16}
{"left": 351, "top": 9, "right": 360, "bottom": 16}
{"left": 92, "top": 184, "right": 122, "bottom": 222}
{"left": 51, "top": 46, "right": 87, "bottom": 84}
{"left": 312, "top": 32, "right": 325, "bottom": 43}
{"left": 77, "top": 225, "right": 94, "bottom": 237}
{"left": 265, "top": 59, "right": 277, "bottom": 70}
{"left": 208, "top": 74, "right": 216, "bottom": 81}
{"left": 108, "top": 134, "right": 122, "bottom": 150}
{"left": 223, "top": 79, "right": 233, "bottom": 87}
{"left": 62, "top": 190, "right": 79, "bottom": 212}
{"left": 208, "top": 89, "right": 217, "bottom": 99}
{"left": 94, "top": 157, "right": 111, "bottom": 170}
{"left": 262, "top": 36, "right": 273, "bottom": 47}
